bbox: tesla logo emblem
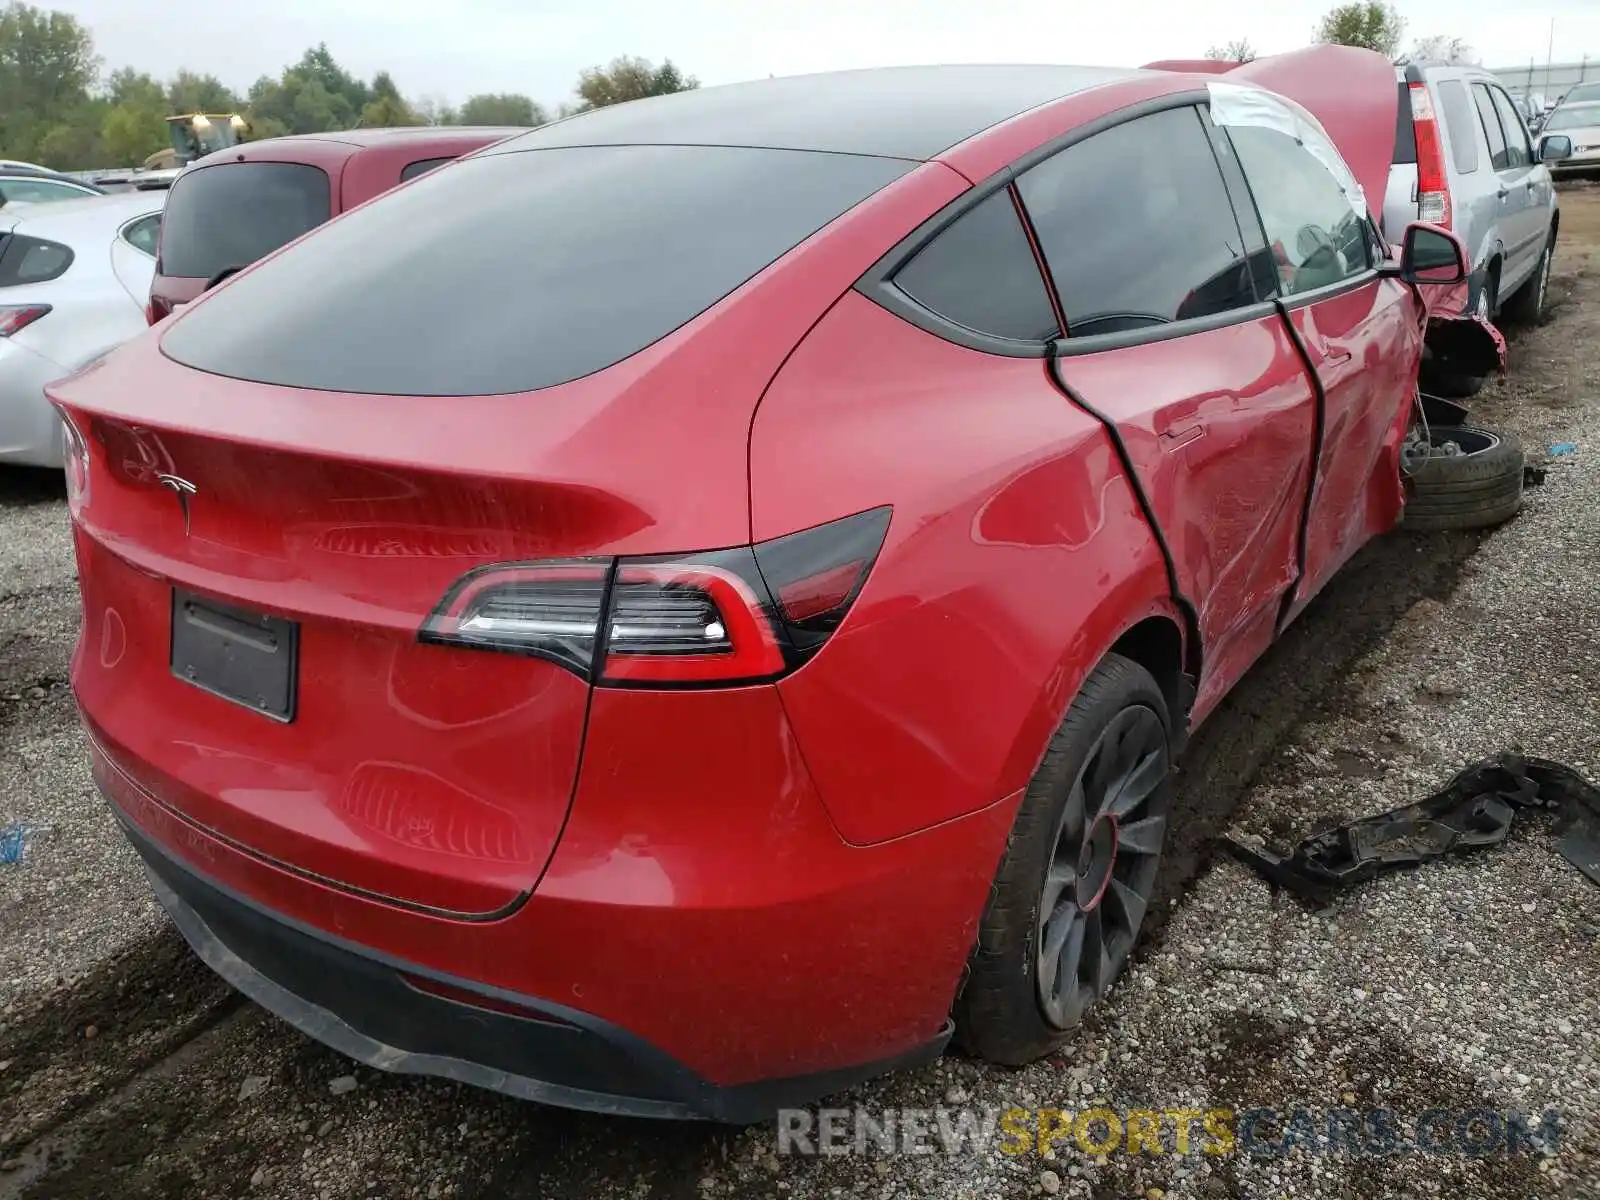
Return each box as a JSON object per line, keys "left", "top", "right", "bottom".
{"left": 156, "top": 473, "right": 197, "bottom": 535}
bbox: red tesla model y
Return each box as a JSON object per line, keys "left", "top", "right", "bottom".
{"left": 49, "top": 47, "right": 1464, "bottom": 1120}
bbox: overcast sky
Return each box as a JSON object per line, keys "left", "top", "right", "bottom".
{"left": 61, "top": 0, "right": 1600, "bottom": 109}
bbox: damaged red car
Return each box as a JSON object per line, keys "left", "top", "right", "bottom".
{"left": 53, "top": 46, "right": 1474, "bottom": 1120}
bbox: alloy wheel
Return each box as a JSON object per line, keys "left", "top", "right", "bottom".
{"left": 1035, "top": 704, "right": 1168, "bottom": 1029}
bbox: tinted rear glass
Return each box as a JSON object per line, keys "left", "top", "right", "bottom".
{"left": 1394, "top": 82, "right": 1417, "bottom": 164}
{"left": 158, "top": 161, "right": 331, "bottom": 280}
{"left": 162, "top": 146, "right": 910, "bottom": 396}
{"left": 0, "top": 234, "right": 73, "bottom": 285}
{"left": 894, "top": 190, "right": 1059, "bottom": 341}
{"left": 1437, "top": 80, "right": 1480, "bottom": 173}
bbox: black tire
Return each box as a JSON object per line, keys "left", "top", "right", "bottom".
{"left": 955, "top": 653, "right": 1171, "bottom": 1066}
{"left": 1403, "top": 424, "right": 1525, "bottom": 532}
{"left": 1500, "top": 237, "right": 1554, "bottom": 327}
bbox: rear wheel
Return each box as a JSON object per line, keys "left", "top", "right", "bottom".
{"left": 1500, "top": 237, "right": 1553, "bottom": 326}
{"left": 1402, "top": 424, "right": 1525, "bottom": 531}
{"left": 955, "top": 653, "right": 1171, "bottom": 1065}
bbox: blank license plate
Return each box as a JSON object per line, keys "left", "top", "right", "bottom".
{"left": 171, "top": 590, "right": 298, "bottom": 722}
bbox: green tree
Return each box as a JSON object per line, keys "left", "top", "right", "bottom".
{"left": 167, "top": 69, "right": 241, "bottom": 115}
{"left": 458, "top": 92, "right": 546, "bottom": 126}
{"left": 99, "top": 67, "right": 167, "bottom": 164}
{"left": 359, "top": 71, "right": 421, "bottom": 127}
{"left": 1314, "top": 2, "right": 1405, "bottom": 58}
{"left": 0, "top": 2, "right": 100, "bottom": 161}
{"left": 1205, "top": 39, "right": 1257, "bottom": 63}
{"left": 574, "top": 56, "right": 698, "bottom": 110}
{"left": 33, "top": 99, "right": 107, "bottom": 168}
{"left": 293, "top": 43, "right": 371, "bottom": 113}
{"left": 244, "top": 44, "right": 373, "bottom": 135}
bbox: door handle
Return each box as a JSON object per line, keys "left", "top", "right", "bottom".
{"left": 1498, "top": 187, "right": 1509, "bottom": 201}
{"left": 1158, "top": 417, "right": 1204, "bottom": 451}
{"left": 1324, "top": 348, "right": 1353, "bottom": 366}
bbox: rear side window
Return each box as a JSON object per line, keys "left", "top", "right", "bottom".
{"left": 1436, "top": 80, "right": 1481, "bottom": 174}
{"left": 1394, "top": 82, "right": 1417, "bottom": 164}
{"left": 1489, "top": 88, "right": 1532, "bottom": 167}
{"left": 1474, "top": 85, "right": 1510, "bottom": 170}
{"left": 1017, "top": 106, "right": 1256, "bottom": 337}
{"left": 1228, "top": 123, "right": 1371, "bottom": 296}
{"left": 400, "top": 157, "right": 453, "bottom": 182}
{"left": 120, "top": 214, "right": 161, "bottom": 256}
{"left": 158, "top": 162, "right": 331, "bottom": 280}
{"left": 893, "top": 190, "right": 1058, "bottom": 341}
{"left": 162, "top": 146, "right": 910, "bottom": 396}
{"left": 0, "top": 234, "right": 73, "bottom": 285}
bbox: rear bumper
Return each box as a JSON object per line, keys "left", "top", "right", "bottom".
{"left": 119, "top": 801, "right": 952, "bottom": 1122}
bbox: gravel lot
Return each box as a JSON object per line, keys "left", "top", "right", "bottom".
{"left": 2, "top": 190, "right": 1599, "bottom": 1200}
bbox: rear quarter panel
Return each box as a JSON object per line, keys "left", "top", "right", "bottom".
{"left": 751, "top": 292, "right": 1178, "bottom": 847}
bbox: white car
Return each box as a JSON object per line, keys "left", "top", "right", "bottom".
{"left": 0, "top": 192, "right": 164, "bottom": 468}
{"left": 1540, "top": 102, "right": 1600, "bottom": 179}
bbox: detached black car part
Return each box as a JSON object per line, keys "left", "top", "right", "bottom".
{"left": 1224, "top": 753, "right": 1600, "bottom": 905}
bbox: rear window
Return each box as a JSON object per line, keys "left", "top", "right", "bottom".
{"left": 158, "top": 161, "right": 331, "bottom": 281}
{"left": 161, "top": 145, "right": 910, "bottom": 396}
{"left": 1393, "top": 81, "right": 1417, "bottom": 164}
{"left": 0, "top": 234, "right": 73, "bottom": 285}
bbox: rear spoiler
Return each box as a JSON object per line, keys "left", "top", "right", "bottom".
{"left": 1141, "top": 59, "right": 1239, "bottom": 74}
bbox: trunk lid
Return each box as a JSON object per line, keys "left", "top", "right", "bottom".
{"left": 53, "top": 334, "right": 754, "bottom": 916}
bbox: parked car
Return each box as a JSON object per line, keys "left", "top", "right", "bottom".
{"left": 0, "top": 192, "right": 163, "bottom": 467}
{"left": 147, "top": 126, "right": 526, "bottom": 323}
{"left": 1538, "top": 102, "right": 1600, "bottom": 179}
{"left": 1385, "top": 63, "right": 1570, "bottom": 393}
{"left": 53, "top": 48, "right": 1476, "bottom": 1120}
{"left": 0, "top": 168, "right": 106, "bottom": 206}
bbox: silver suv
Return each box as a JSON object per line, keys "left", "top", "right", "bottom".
{"left": 1385, "top": 64, "right": 1569, "bottom": 390}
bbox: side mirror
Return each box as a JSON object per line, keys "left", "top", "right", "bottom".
{"left": 1398, "top": 222, "right": 1467, "bottom": 285}
{"left": 1540, "top": 134, "right": 1573, "bottom": 162}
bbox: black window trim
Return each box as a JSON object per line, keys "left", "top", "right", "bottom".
{"left": 1472, "top": 82, "right": 1513, "bottom": 173}
{"left": 1485, "top": 83, "right": 1535, "bottom": 167}
{"left": 857, "top": 89, "right": 1315, "bottom": 359}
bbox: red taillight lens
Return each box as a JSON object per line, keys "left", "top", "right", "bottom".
{"left": 0, "top": 304, "right": 51, "bottom": 337}
{"left": 420, "top": 508, "right": 892, "bottom": 686}
{"left": 419, "top": 560, "right": 610, "bottom": 676}
{"left": 1408, "top": 82, "right": 1452, "bottom": 228}
{"left": 147, "top": 295, "right": 172, "bottom": 325}
{"left": 601, "top": 557, "right": 786, "bottom": 684}
{"left": 754, "top": 505, "right": 892, "bottom": 645}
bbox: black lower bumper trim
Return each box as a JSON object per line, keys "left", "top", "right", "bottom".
{"left": 114, "top": 807, "right": 951, "bottom": 1123}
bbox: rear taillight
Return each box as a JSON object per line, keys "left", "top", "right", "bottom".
{"left": 0, "top": 304, "right": 50, "bottom": 337}
{"left": 56, "top": 406, "right": 90, "bottom": 511}
{"left": 147, "top": 296, "right": 172, "bottom": 325}
{"left": 1408, "top": 82, "right": 1452, "bottom": 228}
{"left": 420, "top": 507, "right": 891, "bottom": 686}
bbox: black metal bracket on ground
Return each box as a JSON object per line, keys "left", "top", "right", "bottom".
{"left": 1222, "top": 753, "right": 1600, "bottom": 905}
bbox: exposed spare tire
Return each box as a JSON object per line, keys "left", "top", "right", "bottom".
{"left": 1401, "top": 424, "right": 1525, "bottom": 532}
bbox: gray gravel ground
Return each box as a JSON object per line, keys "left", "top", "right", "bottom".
{"left": 2, "top": 192, "right": 1599, "bottom": 1199}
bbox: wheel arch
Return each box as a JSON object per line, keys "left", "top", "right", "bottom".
{"left": 1109, "top": 612, "right": 1197, "bottom": 744}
